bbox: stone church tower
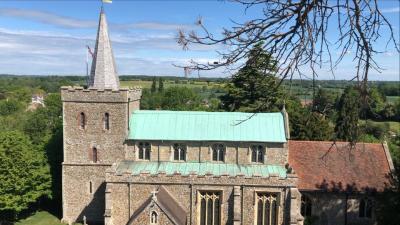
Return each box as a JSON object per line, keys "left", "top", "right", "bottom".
{"left": 61, "top": 8, "right": 141, "bottom": 224}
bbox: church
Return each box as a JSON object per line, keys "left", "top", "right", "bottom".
{"left": 61, "top": 8, "right": 395, "bottom": 225}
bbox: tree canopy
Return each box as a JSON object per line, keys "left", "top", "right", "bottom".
{"left": 220, "top": 43, "right": 282, "bottom": 112}
{"left": 0, "top": 131, "right": 51, "bottom": 220}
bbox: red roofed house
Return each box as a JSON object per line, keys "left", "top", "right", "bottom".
{"left": 289, "top": 140, "right": 396, "bottom": 225}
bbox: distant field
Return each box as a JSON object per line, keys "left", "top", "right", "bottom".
{"left": 15, "top": 211, "right": 82, "bottom": 225}
{"left": 360, "top": 120, "right": 400, "bottom": 134}
{"left": 387, "top": 96, "right": 400, "bottom": 103}
{"left": 120, "top": 79, "right": 223, "bottom": 89}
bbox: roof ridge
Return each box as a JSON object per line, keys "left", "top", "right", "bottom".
{"left": 132, "top": 110, "right": 282, "bottom": 114}
{"left": 289, "top": 140, "right": 383, "bottom": 145}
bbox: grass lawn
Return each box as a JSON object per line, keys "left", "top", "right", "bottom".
{"left": 360, "top": 120, "right": 400, "bottom": 133}
{"left": 15, "top": 211, "right": 81, "bottom": 225}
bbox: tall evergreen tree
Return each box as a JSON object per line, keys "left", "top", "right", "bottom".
{"left": 220, "top": 43, "right": 282, "bottom": 112}
{"left": 313, "top": 88, "right": 335, "bottom": 117}
{"left": 335, "top": 86, "right": 360, "bottom": 142}
{"left": 151, "top": 77, "right": 157, "bottom": 93}
{"left": 158, "top": 77, "right": 164, "bottom": 92}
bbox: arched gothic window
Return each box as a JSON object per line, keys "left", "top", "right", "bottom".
{"left": 212, "top": 144, "right": 225, "bottom": 162}
{"left": 173, "top": 143, "right": 186, "bottom": 161}
{"left": 251, "top": 145, "right": 264, "bottom": 163}
{"left": 92, "top": 147, "right": 98, "bottom": 163}
{"left": 199, "top": 191, "right": 220, "bottom": 225}
{"left": 150, "top": 211, "right": 158, "bottom": 224}
{"left": 104, "top": 113, "right": 110, "bottom": 130}
{"left": 138, "top": 142, "right": 151, "bottom": 160}
{"left": 256, "top": 193, "right": 278, "bottom": 225}
{"left": 301, "top": 195, "right": 312, "bottom": 217}
{"left": 359, "top": 198, "right": 372, "bottom": 218}
{"left": 79, "top": 112, "right": 86, "bottom": 129}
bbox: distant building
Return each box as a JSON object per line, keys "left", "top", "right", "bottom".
{"left": 61, "top": 7, "right": 395, "bottom": 225}
{"left": 26, "top": 94, "right": 45, "bottom": 111}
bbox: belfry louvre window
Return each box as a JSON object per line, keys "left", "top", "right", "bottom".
{"left": 79, "top": 112, "right": 86, "bottom": 129}
{"left": 173, "top": 143, "right": 186, "bottom": 161}
{"left": 212, "top": 144, "right": 225, "bottom": 162}
{"left": 199, "top": 191, "right": 221, "bottom": 225}
{"left": 255, "top": 193, "right": 278, "bottom": 225}
{"left": 359, "top": 198, "right": 372, "bottom": 218}
{"left": 138, "top": 142, "right": 151, "bottom": 160}
{"left": 301, "top": 195, "right": 312, "bottom": 217}
{"left": 251, "top": 145, "right": 264, "bottom": 163}
{"left": 104, "top": 113, "right": 110, "bottom": 130}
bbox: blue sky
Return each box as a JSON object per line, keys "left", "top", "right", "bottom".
{"left": 0, "top": 0, "right": 398, "bottom": 80}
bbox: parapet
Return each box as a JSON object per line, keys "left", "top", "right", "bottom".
{"left": 61, "top": 86, "right": 142, "bottom": 103}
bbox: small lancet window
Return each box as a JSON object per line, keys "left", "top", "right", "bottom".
{"left": 359, "top": 198, "right": 372, "bottom": 218}
{"left": 212, "top": 144, "right": 225, "bottom": 162}
{"left": 150, "top": 211, "right": 158, "bottom": 224}
{"left": 301, "top": 195, "right": 312, "bottom": 217}
{"left": 92, "top": 147, "right": 98, "bottom": 163}
{"left": 79, "top": 112, "right": 86, "bottom": 129}
{"left": 251, "top": 145, "right": 264, "bottom": 163}
{"left": 173, "top": 143, "right": 186, "bottom": 161}
{"left": 89, "top": 181, "right": 93, "bottom": 194}
{"left": 104, "top": 113, "right": 110, "bottom": 130}
{"left": 138, "top": 142, "right": 151, "bottom": 160}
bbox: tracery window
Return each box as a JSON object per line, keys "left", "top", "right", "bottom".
{"left": 359, "top": 198, "right": 372, "bottom": 218}
{"left": 199, "top": 191, "right": 220, "bottom": 225}
{"left": 79, "top": 112, "right": 86, "bottom": 129}
{"left": 138, "top": 142, "right": 151, "bottom": 160}
{"left": 301, "top": 195, "right": 312, "bottom": 217}
{"left": 173, "top": 143, "right": 186, "bottom": 161}
{"left": 212, "top": 144, "right": 225, "bottom": 162}
{"left": 251, "top": 145, "right": 264, "bottom": 163}
{"left": 255, "top": 193, "right": 278, "bottom": 225}
{"left": 104, "top": 113, "right": 110, "bottom": 130}
{"left": 150, "top": 211, "right": 158, "bottom": 224}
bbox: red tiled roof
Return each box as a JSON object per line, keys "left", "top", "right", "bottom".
{"left": 288, "top": 140, "right": 394, "bottom": 192}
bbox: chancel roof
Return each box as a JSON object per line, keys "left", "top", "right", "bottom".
{"left": 288, "top": 140, "right": 395, "bottom": 192}
{"left": 128, "top": 110, "right": 287, "bottom": 142}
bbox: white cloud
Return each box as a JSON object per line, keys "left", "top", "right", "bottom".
{"left": 381, "top": 7, "right": 400, "bottom": 13}
{"left": 0, "top": 8, "right": 195, "bottom": 31}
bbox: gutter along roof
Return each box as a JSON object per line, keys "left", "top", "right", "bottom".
{"left": 115, "top": 161, "right": 287, "bottom": 178}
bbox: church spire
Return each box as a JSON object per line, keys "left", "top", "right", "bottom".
{"left": 89, "top": 7, "right": 120, "bottom": 90}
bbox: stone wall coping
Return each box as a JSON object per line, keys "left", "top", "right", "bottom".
{"left": 60, "top": 86, "right": 142, "bottom": 92}
{"left": 106, "top": 169, "right": 291, "bottom": 180}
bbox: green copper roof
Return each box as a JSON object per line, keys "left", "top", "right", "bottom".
{"left": 128, "top": 110, "right": 287, "bottom": 142}
{"left": 115, "top": 161, "right": 287, "bottom": 178}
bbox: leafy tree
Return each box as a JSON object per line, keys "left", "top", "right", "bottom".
{"left": 220, "top": 43, "right": 282, "bottom": 112}
{"left": 23, "top": 94, "right": 62, "bottom": 145}
{"left": 161, "top": 87, "right": 204, "bottom": 111}
{"left": 151, "top": 77, "right": 157, "bottom": 93}
{"left": 312, "top": 88, "right": 335, "bottom": 117}
{"left": 158, "top": 77, "right": 164, "bottom": 92}
{"left": 0, "top": 131, "right": 51, "bottom": 221}
{"left": 0, "top": 99, "right": 24, "bottom": 116}
{"left": 287, "top": 97, "right": 334, "bottom": 141}
{"left": 361, "top": 87, "right": 386, "bottom": 120}
{"left": 335, "top": 86, "right": 360, "bottom": 142}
